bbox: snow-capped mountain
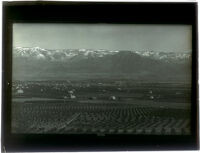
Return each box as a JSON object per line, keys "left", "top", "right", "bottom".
{"left": 13, "top": 47, "right": 119, "bottom": 61}
{"left": 13, "top": 47, "right": 191, "bottom": 81}
{"left": 134, "top": 50, "right": 191, "bottom": 61}
{"left": 13, "top": 47, "right": 191, "bottom": 62}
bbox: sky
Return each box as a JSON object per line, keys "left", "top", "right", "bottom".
{"left": 13, "top": 23, "right": 192, "bottom": 52}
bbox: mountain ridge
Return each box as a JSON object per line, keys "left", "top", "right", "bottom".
{"left": 13, "top": 47, "right": 191, "bottom": 63}
{"left": 12, "top": 47, "right": 192, "bottom": 82}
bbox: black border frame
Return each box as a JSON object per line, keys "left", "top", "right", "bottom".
{"left": 2, "top": 1, "right": 199, "bottom": 152}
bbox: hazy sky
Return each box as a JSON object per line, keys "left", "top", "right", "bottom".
{"left": 13, "top": 23, "right": 192, "bottom": 52}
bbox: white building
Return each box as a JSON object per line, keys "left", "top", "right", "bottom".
{"left": 17, "top": 89, "right": 24, "bottom": 94}
{"left": 110, "top": 96, "right": 116, "bottom": 100}
{"left": 149, "top": 90, "right": 153, "bottom": 94}
{"left": 70, "top": 94, "right": 76, "bottom": 99}
{"left": 150, "top": 95, "right": 154, "bottom": 100}
{"left": 68, "top": 90, "right": 74, "bottom": 94}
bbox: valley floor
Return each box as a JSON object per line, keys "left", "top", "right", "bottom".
{"left": 12, "top": 100, "right": 191, "bottom": 135}
{"left": 11, "top": 81, "right": 191, "bottom": 135}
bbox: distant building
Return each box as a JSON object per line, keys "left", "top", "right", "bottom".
{"left": 68, "top": 90, "right": 74, "bottom": 94}
{"left": 110, "top": 96, "right": 116, "bottom": 100}
{"left": 17, "top": 89, "right": 24, "bottom": 94}
{"left": 70, "top": 94, "right": 76, "bottom": 99}
{"left": 150, "top": 95, "right": 154, "bottom": 100}
{"left": 63, "top": 96, "right": 68, "bottom": 99}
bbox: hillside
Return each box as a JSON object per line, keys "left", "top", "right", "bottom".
{"left": 13, "top": 47, "right": 192, "bottom": 82}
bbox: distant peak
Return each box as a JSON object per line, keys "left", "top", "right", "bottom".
{"left": 13, "top": 47, "right": 191, "bottom": 62}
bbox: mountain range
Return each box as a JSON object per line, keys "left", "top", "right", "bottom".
{"left": 13, "top": 47, "right": 192, "bottom": 82}
{"left": 14, "top": 47, "right": 191, "bottom": 62}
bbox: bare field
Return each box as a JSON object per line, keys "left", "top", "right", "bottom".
{"left": 12, "top": 101, "right": 191, "bottom": 135}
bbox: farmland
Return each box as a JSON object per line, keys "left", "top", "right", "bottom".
{"left": 11, "top": 80, "right": 191, "bottom": 135}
